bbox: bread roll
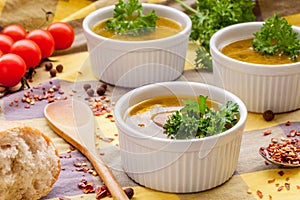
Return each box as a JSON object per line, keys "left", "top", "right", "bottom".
{"left": 0, "top": 126, "right": 61, "bottom": 200}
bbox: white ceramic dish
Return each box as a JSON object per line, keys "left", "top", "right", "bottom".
{"left": 82, "top": 4, "right": 191, "bottom": 88}
{"left": 114, "top": 81, "right": 247, "bottom": 193}
{"left": 210, "top": 22, "right": 300, "bottom": 113}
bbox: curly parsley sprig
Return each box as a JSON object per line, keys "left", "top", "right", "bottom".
{"left": 163, "top": 95, "right": 239, "bottom": 139}
{"left": 174, "top": 0, "right": 256, "bottom": 71}
{"left": 252, "top": 14, "right": 300, "bottom": 61}
{"left": 105, "top": 0, "right": 159, "bottom": 36}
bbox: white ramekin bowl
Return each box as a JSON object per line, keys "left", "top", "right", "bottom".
{"left": 82, "top": 4, "right": 191, "bottom": 88}
{"left": 114, "top": 81, "right": 247, "bottom": 193}
{"left": 210, "top": 22, "right": 300, "bottom": 113}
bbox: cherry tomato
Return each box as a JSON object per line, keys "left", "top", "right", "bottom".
{"left": 26, "top": 29, "right": 55, "bottom": 58}
{"left": 0, "top": 53, "right": 26, "bottom": 87}
{"left": 10, "top": 39, "right": 42, "bottom": 69}
{"left": 47, "top": 22, "right": 74, "bottom": 50}
{"left": 0, "top": 34, "right": 13, "bottom": 54}
{"left": 2, "top": 24, "right": 27, "bottom": 42}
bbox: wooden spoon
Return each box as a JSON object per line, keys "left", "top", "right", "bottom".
{"left": 44, "top": 99, "right": 129, "bottom": 200}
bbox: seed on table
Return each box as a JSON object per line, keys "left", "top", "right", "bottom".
{"left": 123, "top": 187, "right": 134, "bottom": 199}
{"left": 83, "top": 83, "right": 91, "bottom": 91}
{"left": 56, "top": 64, "right": 64, "bottom": 72}
{"left": 50, "top": 68, "right": 57, "bottom": 77}
{"left": 263, "top": 110, "right": 275, "bottom": 121}
{"left": 96, "top": 86, "right": 106, "bottom": 96}
{"left": 45, "top": 62, "right": 53, "bottom": 71}
{"left": 86, "top": 88, "right": 94, "bottom": 97}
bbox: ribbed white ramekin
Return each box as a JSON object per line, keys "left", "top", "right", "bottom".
{"left": 210, "top": 22, "right": 300, "bottom": 113}
{"left": 83, "top": 4, "right": 191, "bottom": 88}
{"left": 114, "top": 82, "right": 247, "bottom": 193}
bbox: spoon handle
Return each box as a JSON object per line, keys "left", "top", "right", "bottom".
{"left": 83, "top": 147, "right": 130, "bottom": 200}
{"left": 82, "top": 148, "right": 129, "bottom": 200}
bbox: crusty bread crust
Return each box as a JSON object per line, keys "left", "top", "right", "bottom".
{"left": 0, "top": 126, "right": 61, "bottom": 200}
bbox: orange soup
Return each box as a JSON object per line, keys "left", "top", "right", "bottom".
{"left": 221, "top": 38, "right": 295, "bottom": 65}
{"left": 92, "top": 17, "right": 183, "bottom": 41}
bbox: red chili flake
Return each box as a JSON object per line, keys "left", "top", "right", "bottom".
{"left": 297, "top": 185, "right": 300, "bottom": 189}
{"left": 101, "top": 137, "right": 114, "bottom": 143}
{"left": 256, "top": 190, "right": 263, "bottom": 199}
{"left": 277, "top": 185, "right": 284, "bottom": 191}
{"left": 96, "top": 185, "right": 112, "bottom": 199}
{"left": 269, "top": 195, "right": 273, "bottom": 200}
{"left": 59, "top": 197, "right": 71, "bottom": 200}
{"left": 286, "top": 177, "right": 290, "bottom": 181}
{"left": 278, "top": 171, "right": 285, "bottom": 176}
{"left": 267, "top": 178, "right": 276, "bottom": 184}
{"left": 285, "top": 183, "right": 290, "bottom": 190}
{"left": 285, "top": 121, "right": 291, "bottom": 126}
{"left": 263, "top": 130, "right": 272, "bottom": 136}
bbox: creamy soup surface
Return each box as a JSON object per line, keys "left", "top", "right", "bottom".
{"left": 92, "top": 17, "right": 183, "bottom": 41}
{"left": 124, "top": 95, "right": 217, "bottom": 138}
{"left": 221, "top": 38, "right": 295, "bottom": 65}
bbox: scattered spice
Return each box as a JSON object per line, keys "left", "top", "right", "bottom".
{"left": 50, "top": 68, "right": 57, "bottom": 77}
{"left": 285, "top": 182, "right": 290, "bottom": 190}
{"left": 256, "top": 189, "right": 263, "bottom": 199}
{"left": 56, "top": 64, "right": 64, "bottom": 72}
{"left": 278, "top": 171, "right": 285, "bottom": 176}
{"left": 285, "top": 121, "right": 291, "bottom": 126}
{"left": 86, "top": 88, "right": 94, "bottom": 97}
{"left": 45, "top": 62, "right": 53, "bottom": 71}
{"left": 277, "top": 185, "right": 284, "bottom": 191}
{"left": 83, "top": 83, "right": 92, "bottom": 91}
{"left": 263, "top": 110, "right": 275, "bottom": 121}
{"left": 267, "top": 178, "right": 275, "bottom": 184}
{"left": 263, "top": 130, "right": 272, "bottom": 136}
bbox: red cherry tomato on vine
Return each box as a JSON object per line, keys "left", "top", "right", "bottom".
{"left": 26, "top": 29, "right": 55, "bottom": 58}
{"left": 47, "top": 22, "right": 75, "bottom": 50}
{"left": 10, "top": 39, "right": 42, "bottom": 69}
{"left": 0, "top": 53, "right": 26, "bottom": 87}
{"left": 2, "top": 24, "right": 27, "bottom": 41}
{"left": 0, "top": 34, "right": 14, "bottom": 54}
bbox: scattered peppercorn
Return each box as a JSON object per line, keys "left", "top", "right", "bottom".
{"left": 83, "top": 83, "right": 92, "bottom": 91}
{"left": 45, "top": 62, "right": 53, "bottom": 71}
{"left": 96, "top": 86, "right": 106, "bottom": 96}
{"left": 123, "top": 187, "right": 134, "bottom": 199}
{"left": 263, "top": 110, "right": 275, "bottom": 121}
{"left": 50, "top": 68, "right": 57, "bottom": 77}
{"left": 86, "top": 88, "right": 94, "bottom": 97}
{"left": 56, "top": 64, "right": 64, "bottom": 72}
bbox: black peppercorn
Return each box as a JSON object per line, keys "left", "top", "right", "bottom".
{"left": 83, "top": 83, "right": 91, "bottom": 91}
{"left": 263, "top": 110, "right": 275, "bottom": 121}
{"left": 123, "top": 187, "right": 134, "bottom": 199}
{"left": 96, "top": 86, "right": 106, "bottom": 96}
{"left": 56, "top": 64, "right": 64, "bottom": 72}
{"left": 45, "top": 62, "right": 53, "bottom": 71}
{"left": 86, "top": 88, "right": 94, "bottom": 97}
{"left": 50, "top": 68, "right": 57, "bottom": 77}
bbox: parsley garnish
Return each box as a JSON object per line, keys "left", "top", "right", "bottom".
{"left": 252, "top": 14, "right": 300, "bottom": 61}
{"left": 163, "top": 95, "right": 239, "bottom": 139}
{"left": 105, "top": 0, "right": 159, "bottom": 36}
{"left": 174, "top": 0, "right": 256, "bottom": 71}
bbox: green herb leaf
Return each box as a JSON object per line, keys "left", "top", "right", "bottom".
{"left": 174, "top": 0, "right": 256, "bottom": 71}
{"left": 252, "top": 14, "right": 300, "bottom": 61}
{"left": 163, "top": 95, "right": 239, "bottom": 139}
{"left": 105, "top": 0, "right": 159, "bottom": 36}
